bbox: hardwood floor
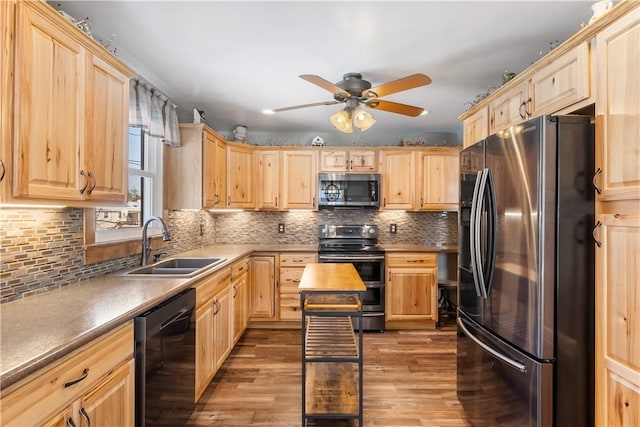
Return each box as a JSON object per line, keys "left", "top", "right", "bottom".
{"left": 184, "top": 317, "right": 471, "bottom": 427}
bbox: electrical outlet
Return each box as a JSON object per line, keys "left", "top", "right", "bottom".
{"left": 278, "top": 223, "right": 285, "bottom": 233}
{"left": 390, "top": 224, "right": 397, "bottom": 234}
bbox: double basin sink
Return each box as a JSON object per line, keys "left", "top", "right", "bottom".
{"left": 123, "top": 257, "right": 227, "bottom": 278}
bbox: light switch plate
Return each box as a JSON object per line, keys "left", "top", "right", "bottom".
{"left": 278, "top": 223, "right": 285, "bottom": 233}
{"left": 390, "top": 224, "right": 397, "bottom": 234}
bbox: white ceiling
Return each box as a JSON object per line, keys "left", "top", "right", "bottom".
{"left": 51, "top": 1, "right": 595, "bottom": 144}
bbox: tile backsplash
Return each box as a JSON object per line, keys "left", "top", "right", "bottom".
{"left": 1, "top": 207, "right": 456, "bottom": 303}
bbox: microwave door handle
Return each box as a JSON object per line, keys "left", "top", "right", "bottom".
{"left": 469, "top": 169, "right": 485, "bottom": 298}
{"left": 473, "top": 169, "right": 490, "bottom": 298}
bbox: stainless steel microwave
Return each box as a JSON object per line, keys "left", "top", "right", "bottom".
{"left": 318, "top": 173, "right": 380, "bottom": 208}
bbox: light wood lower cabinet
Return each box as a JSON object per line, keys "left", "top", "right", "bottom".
{"left": 0, "top": 322, "right": 134, "bottom": 427}
{"left": 231, "top": 257, "right": 250, "bottom": 344}
{"left": 279, "top": 253, "right": 317, "bottom": 321}
{"left": 249, "top": 254, "right": 277, "bottom": 320}
{"left": 194, "top": 267, "right": 231, "bottom": 401}
{"left": 385, "top": 253, "right": 438, "bottom": 329}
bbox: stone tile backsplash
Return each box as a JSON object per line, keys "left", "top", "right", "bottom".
{"left": 1, "top": 207, "right": 456, "bottom": 303}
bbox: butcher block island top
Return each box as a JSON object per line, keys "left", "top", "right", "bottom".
{"left": 298, "top": 263, "right": 367, "bottom": 292}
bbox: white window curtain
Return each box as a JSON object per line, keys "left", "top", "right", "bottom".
{"left": 129, "top": 79, "right": 180, "bottom": 147}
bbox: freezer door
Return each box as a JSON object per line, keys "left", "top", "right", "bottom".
{"left": 457, "top": 312, "right": 553, "bottom": 427}
{"left": 458, "top": 141, "right": 486, "bottom": 322}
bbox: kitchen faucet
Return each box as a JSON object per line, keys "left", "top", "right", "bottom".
{"left": 141, "top": 216, "right": 171, "bottom": 266}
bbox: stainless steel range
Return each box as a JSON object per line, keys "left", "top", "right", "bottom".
{"left": 318, "top": 224, "right": 385, "bottom": 331}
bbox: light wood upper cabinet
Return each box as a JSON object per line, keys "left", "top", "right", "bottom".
{"left": 489, "top": 81, "right": 528, "bottom": 135}
{"left": 529, "top": 42, "right": 590, "bottom": 117}
{"left": 380, "top": 150, "right": 415, "bottom": 210}
{"left": 257, "top": 150, "right": 281, "bottom": 210}
{"left": 12, "top": 1, "right": 133, "bottom": 204}
{"left": 319, "top": 149, "right": 377, "bottom": 172}
{"left": 227, "top": 143, "right": 255, "bottom": 208}
{"left": 165, "top": 124, "right": 227, "bottom": 209}
{"left": 416, "top": 149, "right": 460, "bottom": 211}
{"left": 595, "top": 8, "right": 640, "bottom": 202}
{"left": 282, "top": 150, "right": 317, "bottom": 209}
{"left": 462, "top": 106, "right": 488, "bottom": 148}
{"left": 0, "top": 0, "right": 14, "bottom": 203}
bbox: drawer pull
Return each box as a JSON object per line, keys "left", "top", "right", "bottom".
{"left": 80, "top": 407, "right": 91, "bottom": 427}
{"left": 592, "top": 167, "right": 602, "bottom": 194}
{"left": 64, "top": 368, "right": 89, "bottom": 388}
{"left": 66, "top": 418, "right": 77, "bottom": 427}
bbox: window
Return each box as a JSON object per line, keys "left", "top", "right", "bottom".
{"left": 93, "top": 127, "right": 163, "bottom": 243}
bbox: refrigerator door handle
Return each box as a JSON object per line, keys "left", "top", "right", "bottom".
{"left": 469, "top": 169, "right": 485, "bottom": 298}
{"left": 458, "top": 316, "right": 527, "bottom": 374}
{"left": 482, "top": 168, "right": 497, "bottom": 296}
{"left": 473, "top": 169, "right": 490, "bottom": 298}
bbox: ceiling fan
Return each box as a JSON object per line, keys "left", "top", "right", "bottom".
{"left": 263, "top": 72, "right": 432, "bottom": 133}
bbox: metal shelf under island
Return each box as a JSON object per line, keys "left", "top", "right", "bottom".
{"left": 299, "top": 263, "right": 366, "bottom": 427}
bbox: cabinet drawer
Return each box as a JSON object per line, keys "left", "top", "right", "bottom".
{"left": 280, "top": 267, "right": 304, "bottom": 286}
{"left": 0, "top": 322, "right": 133, "bottom": 426}
{"left": 195, "top": 267, "right": 231, "bottom": 308}
{"left": 386, "top": 253, "right": 437, "bottom": 267}
{"left": 230, "top": 257, "right": 249, "bottom": 280}
{"left": 279, "top": 279, "right": 302, "bottom": 320}
{"left": 279, "top": 253, "right": 317, "bottom": 266}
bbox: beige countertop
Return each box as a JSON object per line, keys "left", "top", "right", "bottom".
{"left": 0, "top": 242, "right": 453, "bottom": 389}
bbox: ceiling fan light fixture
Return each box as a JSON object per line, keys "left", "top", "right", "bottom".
{"left": 330, "top": 109, "right": 353, "bottom": 133}
{"left": 353, "top": 108, "right": 376, "bottom": 131}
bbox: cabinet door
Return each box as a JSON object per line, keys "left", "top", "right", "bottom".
{"left": 349, "top": 150, "right": 378, "bottom": 172}
{"left": 279, "top": 268, "right": 303, "bottom": 321}
{"left": 202, "top": 131, "right": 217, "bottom": 208}
{"left": 249, "top": 255, "right": 276, "bottom": 319}
{"left": 79, "top": 359, "right": 134, "bottom": 427}
{"left": 595, "top": 9, "right": 640, "bottom": 202}
{"left": 489, "top": 82, "right": 528, "bottom": 134}
{"left": 417, "top": 152, "right": 459, "bottom": 211}
{"left": 381, "top": 151, "right": 415, "bottom": 209}
{"left": 213, "top": 286, "right": 231, "bottom": 370}
{"left": 14, "top": 2, "right": 84, "bottom": 200}
{"left": 195, "top": 303, "right": 215, "bottom": 401}
{"left": 257, "top": 150, "right": 281, "bottom": 209}
{"left": 463, "top": 107, "right": 488, "bottom": 148}
{"left": 212, "top": 132, "right": 227, "bottom": 208}
{"left": 530, "top": 42, "right": 590, "bottom": 116}
{"left": 232, "top": 272, "right": 248, "bottom": 344}
{"left": 319, "top": 150, "right": 348, "bottom": 172}
{"left": 0, "top": 0, "right": 13, "bottom": 203}
{"left": 386, "top": 267, "right": 437, "bottom": 321}
{"left": 226, "top": 144, "right": 255, "bottom": 208}
{"left": 595, "top": 212, "right": 640, "bottom": 427}
{"left": 282, "top": 151, "right": 317, "bottom": 209}
{"left": 84, "top": 53, "right": 129, "bottom": 203}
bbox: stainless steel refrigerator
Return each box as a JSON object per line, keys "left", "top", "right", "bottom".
{"left": 456, "top": 115, "right": 595, "bottom": 427}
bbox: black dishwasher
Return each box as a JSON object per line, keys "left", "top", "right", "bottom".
{"left": 134, "top": 288, "right": 196, "bottom": 427}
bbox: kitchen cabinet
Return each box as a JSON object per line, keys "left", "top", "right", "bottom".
{"left": 488, "top": 81, "right": 529, "bottom": 134}
{"left": 249, "top": 254, "right": 277, "bottom": 320}
{"left": 416, "top": 149, "right": 460, "bottom": 211}
{"left": 226, "top": 142, "right": 255, "bottom": 208}
{"left": 0, "top": 322, "right": 134, "bottom": 427}
{"left": 0, "top": 0, "right": 13, "bottom": 203}
{"left": 194, "top": 267, "right": 231, "bottom": 401}
{"left": 165, "top": 124, "right": 227, "bottom": 209}
{"left": 594, "top": 5, "right": 640, "bottom": 426}
{"left": 319, "top": 149, "right": 378, "bottom": 172}
{"left": 257, "top": 150, "right": 281, "bottom": 210}
{"left": 12, "top": 1, "right": 133, "bottom": 205}
{"left": 282, "top": 150, "right": 317, "bottom": 209}
{"left": 279, "top": 252, "right": 317, "bottom": 321}
{"left": 380, "top": 150, "right": 415, "bottom": 210}
{"left": 385, "top": 253, "right": 438, "bottom": 329}
{"left": 231, "top": 257, "right": 250, "bottom": 344}
{"left": 462, "top": 106, "right": 488, "bottom": 148}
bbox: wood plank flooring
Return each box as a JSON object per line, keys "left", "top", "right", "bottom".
{"left": 186, "top": 319, "right": 471, "bottom": 426}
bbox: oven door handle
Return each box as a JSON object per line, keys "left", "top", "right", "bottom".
{"left": 363, "top": 283, "right": 385, "bottom": 289}
{"left": 318, "top": 255, "right": 385, "bottom": 261}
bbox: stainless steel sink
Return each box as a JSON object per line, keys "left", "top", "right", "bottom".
{"left": 122, "top": 257, "right": 226, "bottom": 277}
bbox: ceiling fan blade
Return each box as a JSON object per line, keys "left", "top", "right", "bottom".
{"left": 365, "top": 99, "right": 425, "bottom": 117}
{"left": 270, "top": 100, "right": 341, "bottom": 113}
{"left": 299, "top": 74, "right": 350, "bottom": 97}
{"left": 363, "top": 73, "right": 432, "bottom": 98}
